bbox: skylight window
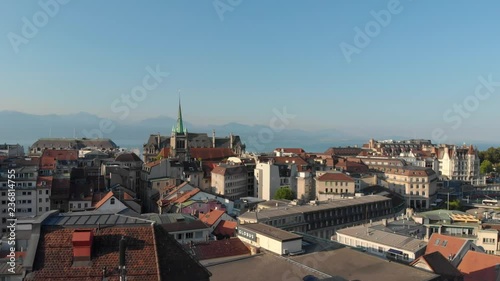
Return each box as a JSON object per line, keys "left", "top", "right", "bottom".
{"left": 435, "top": 239, "right": 440, "bottom": 245}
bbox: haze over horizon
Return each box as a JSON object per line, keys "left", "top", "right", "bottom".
{"left": 2, "top": 1, "right": 500, "bottom": 144}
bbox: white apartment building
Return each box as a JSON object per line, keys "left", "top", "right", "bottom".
{"left": 437, "top": 145, "right": 480, "bottom": 182}
{"left": 0, "top": 166, "right": 40, "bottom": 235}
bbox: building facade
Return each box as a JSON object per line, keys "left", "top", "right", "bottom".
{"left": 437, "top": 145, "right": 480, "bottom": 182}
{"left": 211, "top": 163, "right": 248, "bottom": 200}
{"left": 239, "top": 195, "right": 394, "bottom": 239}
{"left": 315, "top": 172, "right": 356, "bottom": 200}
{"left": 142, "top": 101, "right": 245, "bottom": 163}
{"left": 382, "top": 166, "right": 438, "bottom": 209}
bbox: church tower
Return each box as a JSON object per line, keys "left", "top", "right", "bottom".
{"left": 169, "top": 96, "right": 190, "bottom": 161}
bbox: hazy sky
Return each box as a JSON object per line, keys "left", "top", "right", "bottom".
{"left": 1, "top": 1, "right": 500, "bottom": 142}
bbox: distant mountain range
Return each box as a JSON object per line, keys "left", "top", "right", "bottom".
{"left": 2, "top": 111, "right": 497, "bottom": 152}
{"left": 0, "top": 110, "right": 366, "bottom": 152}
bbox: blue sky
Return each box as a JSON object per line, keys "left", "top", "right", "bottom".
{"left": 1, "top": 0, "right": 500, "bottom": 142}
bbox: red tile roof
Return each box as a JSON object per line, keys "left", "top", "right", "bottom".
{"left": 199, "top": 209, "right": 226, "bottom": 227}
{"left": 272, "top": 156, "right": 308, "bottom": 166}
{"left": 188, "top": 238, "right": 250, "bottom": 261}
{"left": 172, "top": 188, "right": 201, "bottom": 204}
{"left": 26, "top": 224, "right": 211, "bottom": 281}
{"left": 317, "top": 173, "right": 355, "bottom": 182}
{"left": 93, "top": 191, "right": 114, "bottom": 209}
{"left": 211, "top": 164, "right": 247, "bottom": 176}
{"left": 213, "top": 220, "right": 237, "bottom": 237}
{"left": 425, "top": 233, "right": 468, "bottom": 259}
{"left": 458, "top": 251, "right": 500, "bottom": 281}
{"left": 191, "top": 148, "right": 235, "bottom": 160}
{"left": 158, "top": 148, "right": 170, "bottom": 158}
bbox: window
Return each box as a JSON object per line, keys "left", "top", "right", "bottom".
{"left": 1, "top": 192, "right": 5, "bottom": 196}
{"left": 39, "top": 207, "right": 42, "bottom": 212}
{"left": 177, "top": 233, "right": 182, "bottom": 240}
{"left": 39, "top": 198, "right": 42, "bottom": 203}
{"left": 46, "top": 190, "right": 49, "bottom": 195}
{"left": 46, "top": 207, "right": 49, "bottom": 211}
{"left": 483, "top": 238, "right": 496, "bottom": 244}
{"left": 186, "top": 232, "right": 193, "bottom": 239}
{"left": 378, "top": 247, "right": 383, "bottom": 253}
{"left": 110, "top": 198, "right": 116, "bottom": 205}
{"left": 39, "top": 190, "right": 42, "bottom": 195}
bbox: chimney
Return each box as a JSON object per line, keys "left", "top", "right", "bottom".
{"left": 157, "top": 133, "right": 161, "bottom": 148}
{"left": 119, "top": 236, "right": 127, "bottom": 281}
{"left": 230, "top": 133, "right": 234, "bottom": 150}
{"left": 72, "top": 229, "right": 94, "bottom": 263}
{"left": 212, "top": 129, "right": 216, "bottom": 148}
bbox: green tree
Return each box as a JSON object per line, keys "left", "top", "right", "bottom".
{"left": 481, "top": 160, "right": 494, "bottom": 175}
{"left": 479, "top": 147, "right": 500, "bottom": 164}
{"left": 274, "top": 186, "right": 295, "bottom": 200}
{"left": 448, "top": 199, "right": 461, "bottom": 210}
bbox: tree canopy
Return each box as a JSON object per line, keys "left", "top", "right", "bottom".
{"left": 479, "top": 147, "right": 500, "bottom": 164}
{"left": 274, "top": 186, "right": 295, "bottom": 200}
{"left": 480, "top": 160, "right": 494, "bottom": 175}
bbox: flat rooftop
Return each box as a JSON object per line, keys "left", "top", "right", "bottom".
{"left": 238, "top": 223, "right": 302, "bottom": 242}
{"left": 208, "top": 245, "right": 438, "bottom": 281}
{"left": 239, "top": 195, "right": 390, "bottom": 221}
{"left": 337, "top": 223, "right": 427, "bottom": 252}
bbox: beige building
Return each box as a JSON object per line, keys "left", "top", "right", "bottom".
{"left": 315, "top": 172, "right": 355, "bottom": 200}
{"left": 237, "top": 223, "right": 303, "bottom": 255}
{"left": 211, "top": 163, "right": 248, "bottom": 200}
{"left": 383, "top": 166, "right": 438, "bottom": 209}
{"left": 296, "top": 171, "right": 314, "bottom": 201}
{"left": 476, "top": 229, "right": 499, "bottom": 255}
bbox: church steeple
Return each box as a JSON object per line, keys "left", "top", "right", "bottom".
{"left": 175, "top": 93, "right": 185, "bottom": 134}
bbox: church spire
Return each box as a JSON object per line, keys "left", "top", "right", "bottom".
{"left": 175, "top": 90, "right": 185, "bottom": 134}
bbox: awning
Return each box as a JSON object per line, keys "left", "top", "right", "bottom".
{"left": 387, "top": 248, "right": 403, "bottom": 255}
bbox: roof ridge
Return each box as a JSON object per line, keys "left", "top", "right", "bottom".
{"left": 150, "top": 224, "right": 162, "bottom": 281}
